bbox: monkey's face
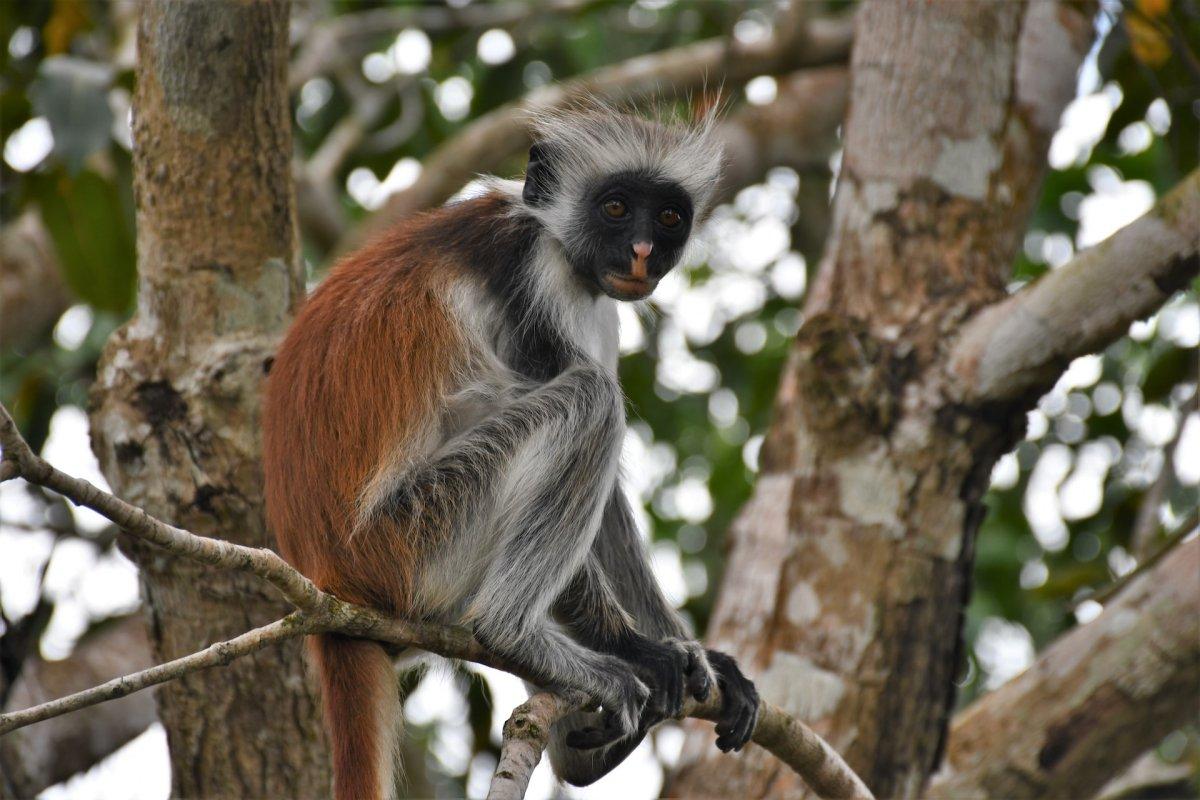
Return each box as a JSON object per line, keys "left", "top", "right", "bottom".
{"left": 568, "top": 171, "right": 694, "bottom": 301}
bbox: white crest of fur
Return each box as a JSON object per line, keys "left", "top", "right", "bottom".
{"left": 523, "top": 104, "right": 725, "bottom": 244}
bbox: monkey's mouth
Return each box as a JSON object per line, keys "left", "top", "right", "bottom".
{"left": 602, "top": 273, "right": 657, "bottom": 300}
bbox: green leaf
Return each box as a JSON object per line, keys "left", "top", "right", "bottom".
{"left": 30, "top": 167, "right": 136, "bottom": 315}
{"left": 30, "top": 56, "right": 114, "bottom": 173}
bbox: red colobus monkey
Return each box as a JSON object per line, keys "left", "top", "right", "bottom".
{"left": 263, "top": 109, "right": 759, "bottom": 800}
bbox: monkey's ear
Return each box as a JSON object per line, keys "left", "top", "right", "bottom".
{"left": 523, "top": 143, "right": 558, "bottom": 206}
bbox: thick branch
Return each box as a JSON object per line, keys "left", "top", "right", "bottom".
{"left": 949, "top": 168, "right": 1200, "bottom": 402}
{"left": 714, "top": 66, "right": 849, "bottom": 206}
{"left": 929, "top": 538, "right": 1200, "bottom": 799}
{"left": 0, "top": 210, "right": 70, "bottom": 353}
{"left": 345, "top": 14, "right": 853, "bottom": 252}
{"left": 290, "top": 0, "right": 596, "bottom": 90}
{"left": 0, "top": 403, "right": 869, "bottom": 800}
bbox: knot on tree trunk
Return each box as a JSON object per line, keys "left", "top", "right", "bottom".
{"left": 792, "top": 314, "right": 915, "bottom": 445}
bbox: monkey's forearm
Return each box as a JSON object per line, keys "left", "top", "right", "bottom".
{"left": 379, "top": 363, "right": 618, "bottom": 534}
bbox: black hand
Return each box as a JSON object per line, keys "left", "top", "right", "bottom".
{"left": 706, "top": 649, "right": 758, "bottom": 752}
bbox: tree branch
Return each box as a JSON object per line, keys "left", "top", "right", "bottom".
{"left": 0, "top": 210, "right": 71, "bottom": 353}
{"left": 928, "top": 538, "right": 1200, "bottom": 799}
{"left": 0, "top": 402, "right": 324, "bottom": 613}
{"left": 949, "top": 168, "right": 1200, "bottom": 402}
{"left": 0, "top": 401, "right": 871, "bottom": 800}
{"left": 488, "top": 692, "right": 572, "bottom": 800}
{"left": 343, "top": 14, "right": 854, "bottom": 252}
{"left": 0, "top": 614, "right": 312, "bottom": 736}
{"left": 486, "top": 689, "right": 876, "bottom": 800}
{"left": 713, "top": 65, "right": 849, "bottom": 207}
{"left": 289, "top": 0, "right": 598, "bottom": 91}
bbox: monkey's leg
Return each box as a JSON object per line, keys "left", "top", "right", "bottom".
{"left": 555, "top": 556, "right": 712, "bottom": 728}
{"left": 463, "top": 374, "right": 666, "bottom": 740}
{"left": 539, "top": 553, "right": 707, "bottom": 787}
{"left": 547, "top": 489, "right": 759, "bottom": 786}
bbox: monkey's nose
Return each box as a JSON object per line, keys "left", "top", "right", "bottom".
{"left": 630, "top": 241, "right": 653, "bottom": 279}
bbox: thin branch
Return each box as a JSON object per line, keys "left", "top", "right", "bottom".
{"left": 289, "top": 0, "right": 599, "bottom": 91}
{"left": 0, "top": 614, "right": 156, "bottom": 796}
{"left": 948, "top": 168, "right": 1200, "bottom": 402}
{"left": 488, "top": 692, "right": 574, "bottom": 800}
{"left": 343, "top": 14, "right": 854, "bottom": 253}
{"left": 0, "top": 403, "right": 325, "bottom": 613}
{"left": 0, "top": 402, "right": 871, "bottom": 799}
{"left": 1086, "top": 509, "right": 1199, "bottom": 609}
{"left": 0, "top": 614, "right": 313, "bottom": 736}
{"left": 1130, "top": 385, "right": 1197, "bottom": 558}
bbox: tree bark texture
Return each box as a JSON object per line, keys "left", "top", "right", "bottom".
{"left": 669, "top": 3, "right": 1094, "bottom": 798}
{"left": 929, "top": 539, "right": 1200, "bottom": 800}
{"left": 88, "top": 2, "right": 329, "bottom": 796}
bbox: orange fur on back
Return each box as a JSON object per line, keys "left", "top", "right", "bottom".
{"left": 264, "top": 223, "right": 463, "bottom": 612}
{"left": 263, "top": 216, "right": 468, "bottom": 800}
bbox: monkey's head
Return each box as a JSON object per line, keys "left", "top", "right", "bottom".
{"left": 522, "top": 108, "right": 724, "bottom": 301}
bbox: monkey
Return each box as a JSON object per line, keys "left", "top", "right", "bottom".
{"left": 262, "top": 107, "right": 759, "bottom": 800}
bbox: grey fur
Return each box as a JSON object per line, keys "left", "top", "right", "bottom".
{"left": 368, "top": 109, "right": 732, "bottom": 775}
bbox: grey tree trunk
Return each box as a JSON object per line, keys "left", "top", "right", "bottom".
{"left": 88, "top": 2, "right": 330, "bottom": 796}
{"left": 669, "top": 3, "right": 1095, "bottom": 797}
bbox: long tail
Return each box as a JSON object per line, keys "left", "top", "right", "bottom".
{"left": 312, "top": 634, "right": 401, "bottom": 800}
{"left": 547, "top": 710, "right": 646, "bottom": 786}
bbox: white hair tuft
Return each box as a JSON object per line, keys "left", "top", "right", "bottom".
{"left": 523, "top": 99, "right": 725, "bottom": 242}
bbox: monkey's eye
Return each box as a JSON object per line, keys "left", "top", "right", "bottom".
{"left": 603, "top": 199, "right": 627, "bottom": 219}
{"left": 658, "top": 208, "right": 682, "bottom": 228}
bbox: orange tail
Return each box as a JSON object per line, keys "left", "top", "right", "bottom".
{"left": 312, "top": 634, "right": 400, "bottom": 800}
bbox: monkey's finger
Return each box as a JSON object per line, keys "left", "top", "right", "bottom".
{"left": 667, "top": 669, "right": 685, "bottom": 717}
{"left": 730, "top": 703, "right": 757, "bottom": 752}
{"left": 685, "top": 660, "right": 711, "bottom": 702}
{"left": 713, "top": 702, "right": 741, "bottom": 751}
{"left": 714, "top": 712, "right": 749, "bottom": 752}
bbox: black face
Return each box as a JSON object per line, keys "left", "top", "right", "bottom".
{"left": 523, "top": 145, "right": 694, "bottom": 301}
{"left": 566, "top": 171, "right": 694, "bottom": 300}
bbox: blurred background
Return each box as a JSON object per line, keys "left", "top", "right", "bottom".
{"left": 1, "top": 1, "right": 1197, "bottom": 798}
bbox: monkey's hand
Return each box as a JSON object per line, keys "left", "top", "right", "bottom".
{"left": 575, "top": 636, "right": 712, "bottom": 749}
{"left": 705, "top": 648, "right": 759, "bottom": 752}
{"left": 562, "top": 658, "right": 649, "bottom": 750}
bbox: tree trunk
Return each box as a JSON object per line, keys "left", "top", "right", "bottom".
{"left": 88, "top": 2, "right": 330, "bottom": 796}
{"left": 669, "top": 2, "right": 1094, "bottom": 797}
